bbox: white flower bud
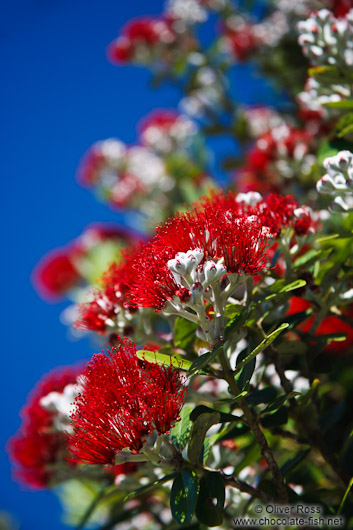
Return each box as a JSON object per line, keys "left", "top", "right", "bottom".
{"left": 203, "top": 260, "right": 227, "bottom": 286}
{"left": 235, "top": 191, "right": 262, "bottom": 206}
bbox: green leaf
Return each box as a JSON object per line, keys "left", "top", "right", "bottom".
{"left": 263, "top": 391, "right": 300, "bottom": 413}
{"left": 174, "top": 317, "right": 199, "bottom": 351}
{"left": 195, "top": 472, "right": 225, "bottom": 527}
{"left": 224, "top": 302, "right": 256, "bottom": 340}
{"left": 337, "top": 477, "right": 353, "bottom": 516}
{"left": 325, "top": 100, "right": 353, "bottom": 110}
{"left": 317, "top": 138, "right": 353, "bottom": 166}
{"left": 136, "top": 350, "right": 192, "bottom": 371}
{"left": 293, "top": 250, "right": 327, "bottom": 270}
{"left": 311, "top": 332, "right": 348, "bottom": 343}
{"left": 170, "top": 406, "right": 193, "bottom": 451}
{"left": 261, "top": 406, "right": 289, "bottom": 428}
{"left": 234, "top": 323, "right": 289, "bottom": 374}
{"left": 245, "top": 387, "right": 277, "bottom": 406}
{"left": 187, "top": 346, "right": 221, "bottom": 378}
{"left": 188, "top": 412, "right": 221, "bottom": 465}
{"left": 234, "top": 347, "right": 256, "bottom": 392}
{"left": 190, "top": 405, "right": 241, "bottom": 424}
{"left": 265, "top": 279, "right": 307, "bottom": 297}
{"left": 123, "top": 473, "right": 176, "bottom": 503}
{"left": 335, "top": 112, "right": 353, "bottom": 138}
{"left": 280, "top": 448, "right": 311, "bottom": 476}
{"left": 170, "top": 468, "right": 200, "bottom": 525}
{"left": 309, "top": 65, "right": 350, "bottom": 84}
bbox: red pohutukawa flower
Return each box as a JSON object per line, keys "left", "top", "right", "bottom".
{"left": 127, "top": 194, "right": 271, "bottom": 311}
{"left": 107, "top": 17, "right": 177, "bottom": 65}
{"left": 33, "top": 223, "right": 137, "bottom": 300}
{"left": 8, "top": 365, "right": 82, "bottom": 488}
{"left": 75, "top": 245, "right": 141, "bottom": 335}
{"left": 68, "top": 338, "right": 186, "bottom": 465}
{"left": 204, "top": 191, "right": 313, "bottom": 238}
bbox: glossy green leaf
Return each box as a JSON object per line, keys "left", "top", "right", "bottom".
{"left": 136, "top": 350, "right": 192, "bottom": 371}
{"left": 263, "top": 391, "right": 300, "bottom": 413}
{"left": 174, "top": 317, "right": 199, "bottom": 351}
{"left": 234, "top": 323, "right": 289, "bottom": 374}
{"left": 187, "top": 346, "right": 221, "bottom": 378}
{"left": 195, "top": 472, "right": 225, "bottom": 527}
{"left": 224, "top": 302, "right": 256, "bottom": 340}
{"left": 188, "top": 412, "right": 221, "bottom": 465}
{"left": 325, "top": 100, "right": 353, "bottom": 109}
{"left": 309, "top": 65, "right": 350, "bottom": 84}
{"left": 265, "top": 279, "right": 307, "bottom": 296}
{"left": 170, "top": 406, "right": 193, "bottom": 451}
{"left": 261, "top": 406, "right": 289, "bottom": 427}
{"left": 170, "top": 468, "right": 200, "bottom": 525}
{"left": 245, "top": 387, "right": 277, "bottom": 406}
{"left": 190, "top": 405, "right": 241, "bottom": 424}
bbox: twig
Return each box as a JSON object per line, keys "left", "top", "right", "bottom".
{"left": 218, "top": 347, "right": 288, "bottom": 503}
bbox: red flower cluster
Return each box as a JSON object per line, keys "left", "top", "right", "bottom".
{"left": 128, "top": 194, "right": 270, "bottom": 310}
{"left": 204, "top": 191, "right": 313, "bottom": 238}
{"left": 223, "top": 22, "right": 262, "bottom": 62}
{"left": 236, "top": 125, "right": 317, "bottom": 193}
{"left": 107, "top": 17, "right": 177, "bottom": 64}
{"left": 68, "top": 338, "right": 186, "bottom": 465}
{"left": 8, "top": 366, "right": 81, "bottom": 488}
{"left": 330, "top": 0, "right": 353, "bottom": 17}
{"left": 33, "top": 224, "right": 136, "bottom": 300}
{"left": 75, "top": 245, "right": 140, "bottom": 334}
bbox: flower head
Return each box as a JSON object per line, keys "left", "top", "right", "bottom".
{"left": 204, "top": 191, "right": 313, "bottom": 238}
{"left": 128, "top": 195, "right": 270, "bottom": 313}
{"left": 75, "top": 245, "right": 141, "bottom": 335}
{"left": 33, "top": 223, "right": 136, "bottom": 301}
{"left": 68, "top": 338, "right": 186, "bottom": 465}
{"left": 8, "top": 365, "right": 82, "bottom": 488}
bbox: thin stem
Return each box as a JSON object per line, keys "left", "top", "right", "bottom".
{"left": 264, "top": 328, "right": 351, "bottom": 490}
{"left": 221, "top": 473, "right": 276, "bottom": 503}
{"left": 218, "top": 347, "right": 288, "bottom": 503}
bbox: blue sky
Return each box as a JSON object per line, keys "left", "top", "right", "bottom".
{"left": 1, "top": 1, "right": 279, "bottom": 528}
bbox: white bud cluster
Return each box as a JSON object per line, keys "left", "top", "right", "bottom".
{"left": 317, "top": 150, "right": 353, "bottom": 212}
{"left": 297, "top": 77, "right": 351, "bottom": 113}
{"left": 243, "top": 106, "right": 285, "bottom": 138}
{"left": 165, "top": 0, "right": 208, "bottom": 24}
{"left": 235, "top": 191, "right": 262, "bottom": 206}
{"left": 167, "top": 248, "right": 227, "bottom": 305}
{"left": 179, "top": 67, "right": 224, "bottom": 118}
{"left": 141, "top": 115, "right": 198, "bottom": 154}
{"left": 298, "top": 9, "right": 353, "bottom": 67}
{"left": 40, "top": 382, "right": 82, "bottom": 433}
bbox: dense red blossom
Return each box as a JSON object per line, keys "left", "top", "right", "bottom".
{"left": 8, "top": 366, "right": 81, "bottom": 489}
{"left": 75, "top": 245, "right": 142, "bottom": 333}
{"left": 68, "top": 338, "right": 186, "bottom": 465}
{"left": 224, "top": 24, "right": 262, "bottom": 62}
{"left": 33, "top": 224, "right": 137, "bottom": 301}
{"left": 204, "top": 191, "right": 312, "bottom": 238}
{"left": 128, "top": 197, "right": 270, "bottom": 310}
{"left": 33, "top": 250, "right": 80, "bottom": 300}
{"left": 139, "top": 109, "right": 181, "bottom": 134}
{"left": 237, "top": 125, "right": 317, "bottom": 191}
{"left": 107, "top": 17, "right": 176, "bottom": 64}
